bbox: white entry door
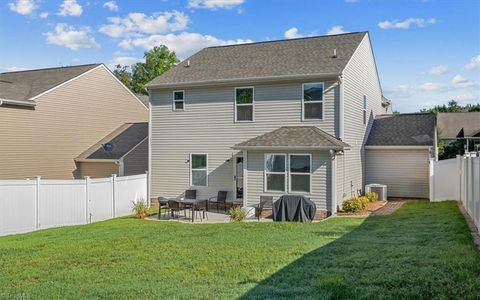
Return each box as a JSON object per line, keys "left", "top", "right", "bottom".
{"left": 233, "top": 155, "right": 244, "bottom": 201}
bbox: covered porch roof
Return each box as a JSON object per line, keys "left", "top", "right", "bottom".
{"left": 232, "top": 126, "right": 350, "bottom": 151}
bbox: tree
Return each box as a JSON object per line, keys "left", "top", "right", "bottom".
{"left": 420, "top": 100, "right": 480, "bottom": 113}
{"left": 112, "top": 45, "right": 179, "bottom": 95}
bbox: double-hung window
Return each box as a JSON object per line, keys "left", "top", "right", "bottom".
{"left": 173, "top": 90, "right": 184, "bottom": 110}
{"left": 363, "top": 95, "right": 367, "bottom": 125}
{"left": 264, "top": 154, "right": 286, "bottom": 192}
{"left": 302, "top": 83, "right": 324, "bottom": 120}
{"left": 289, "top": 154, "right": 311, "bottom": 193}
{"left": 190, "top": 154, "right": 208, "bottom": 187}
{"left": 235, "top": 87, "right": 254, "bottom": 122}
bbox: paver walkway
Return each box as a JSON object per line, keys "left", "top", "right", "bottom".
{"left": 370, "top": 200, "right": 405, "bottom": 216}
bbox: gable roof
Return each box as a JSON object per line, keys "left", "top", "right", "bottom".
{"left": 366, "top": 113, "right": 436, "bottom": 146}
{"left": 0, "top": 64, "right": 101, "bottom": 102}
{"left": 437, "top": 112, "right": 480, "bottom": 139}
{"left": 233, "top": 126, "right": 350, "bottom": 150}
{"left": 147, "top": 32, "right": 368, "bottom": 88}
{"left": 75, "top": 122, "right": 148, "bottom": 161}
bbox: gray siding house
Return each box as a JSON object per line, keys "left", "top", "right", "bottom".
{"left": 147, "top": 32, "right": 391, "bottom": 216}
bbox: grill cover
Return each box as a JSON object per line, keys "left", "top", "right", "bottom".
{"left": 273, "top": 195, "right": 316, "bottom": 222}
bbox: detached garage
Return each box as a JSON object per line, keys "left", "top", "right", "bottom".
{"left": 365, "top": 113, "right": 436, "bottom": 199}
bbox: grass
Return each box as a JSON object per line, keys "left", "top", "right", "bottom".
{"left": 0, "top": 201, "right": 479, "bottom": 299}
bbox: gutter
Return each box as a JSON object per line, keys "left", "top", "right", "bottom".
{"left": 74, "top": 158, "right": 119, "bottom": 163}
{"left": 146, "top": 72, "right": 341, "bottom": 90}
{"left": 0, "top": 98, "right": 36, "bottom": 107}
{"left": 365, "top": 145, "right": 432, "bottom": 150}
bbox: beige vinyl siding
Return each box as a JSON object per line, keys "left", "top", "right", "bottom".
{"left": 78, "top": 162, "right": 119, "bottom": 178}
{"left": 340, "top": 33, "right": 384, "bottom": 203}
{"left": 246, "top": 150, "right": 332, "bottom": 211}
{"left": 150, "top": 80, "right": 338, "bottom": 203}
{"left": 365, "top": 149, "right": 430, "bottom": 198}
{"left": 0, "top": 66, "right": 147, "bottom": 179}
{"left": 123, "top": 138, "right": 148, "bottom": 176}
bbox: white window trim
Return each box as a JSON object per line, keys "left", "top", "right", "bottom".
{"left": 363, "top": 94, "right": 367, "bottom": 125}
{"left": 264, "top": 153, "right": 286, "bottom": 192}
{"left": 302, "top": 82, "right": 324, "bottom": 121}
{"left": 288, "top": 154, "right": 312, "bottom": 194}
{"left": 234, "top": 86, "right": 255, "bottom": 123}
{"left": 190, "top": 153, "right": 208, "bottom": 187}
{"left": 172, "top": 90, "right": 185, "bottom": 111}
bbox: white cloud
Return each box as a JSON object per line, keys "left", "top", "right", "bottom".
{"left": 429, "top": 64, "right": 448, "bottom": 75}
{"left": 0, "top": 66, "right": 29, "bottom": 72}
{"left": 99, "top": 11, "right": 189, "bottom": 38}
{"left": 45, "top": 24, "right": 99, "bottom": 50}
{"left": 8, "top": 0, "right": 38, "bottom": 15}
{"left": 452, "top": 74, "right": 468, "bottom": 84}
{"left": 188, "top": 0, "right": 244, "bottom": 10}
{"left": 378, "top": 17, "right": 436, "bottom": 29}
{"left": 39, "top": 12, "right": 48, "bottom": 18}
{"left": 284, "top": 27, "right": 303, "bottom": 39}
{"left": 118, "top": 32, "right": 252, "bottom": 59}
{"left": 345, "top": 0, "right": 358, "bottom": 3}
{"left": 103, "top": 1, "right": 119, "bottom": 12}
{"left": 57, "top": 0, "right": 83, "bottom": 17}
{"left": 419, "top": 76, "right": 478, "bottom": 92}
{"left": 384, "top": 84, "right": 412, "bottom": 98}
{"left": 326, "top": 25, "right": 348, "bottom": 35}
{"left": 464, "top": 55, "right": 480, "bottom": 70}
{"left": 109, "top": 56, "right": 143, "bottom": 69}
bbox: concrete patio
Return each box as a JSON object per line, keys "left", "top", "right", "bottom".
{"left": 146, "top": 210, "right": 273, "bottom": 224}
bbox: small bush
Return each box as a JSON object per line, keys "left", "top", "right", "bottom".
{"left": 342, "top": 198, "right": 363, "bottom": 212}
{"left": 228, "top": 206, "right": 246, "bottom": 222}
{"left": 358, "top": 196, "right": 370, "bottom": 208}
{"left": 365, "top": 192, "right": 378, "bottom": 202}
{"left": 132, "top": 198, "right": 148, "bottom": 219}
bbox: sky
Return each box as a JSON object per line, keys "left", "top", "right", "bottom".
{"left": 0, "top": 0, "right": 479, "bottom": 112}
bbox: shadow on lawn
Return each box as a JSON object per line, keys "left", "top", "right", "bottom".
{"left": 239, "top": 201, "right": 480, "bottom": 300}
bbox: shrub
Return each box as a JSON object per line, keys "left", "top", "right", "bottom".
{"left": 132, "top": 198, "right": 148, "bottom": 219}
{"left": 365, "top": 192, "right": 378, "bottom": 202}
{"left": 358, "top": 196, "right": 370, "bottom": 209}
{"left": 228, "top": 206, "right": 246, "bottom": 222}
{"left": 342, "top": 198, "right": 363, "bottom": 213}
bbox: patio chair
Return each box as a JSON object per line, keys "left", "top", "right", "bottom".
{"left": 255, "top": 196, "right": 273, "bottom": 221}
{"left": 193, "top": 200, "right": 209, "bottom": 222}
{"left": 157, "top": 196, "right": 169, "bottom": 219}
{"left": 185, "top": 189, "right": 196, "bottom": 199}
{"left": 168, "top": 200, "right": 186, "bottom": 219}
{"left": 208, "top": 191, "right": 229, "bottom": 212}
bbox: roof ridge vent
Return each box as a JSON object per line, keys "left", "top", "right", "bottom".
{"left": 185, "top": 60, "right": 191, "bottom": 67}
{"left": 332, "top": 49, "right": 337, "bottom": 58}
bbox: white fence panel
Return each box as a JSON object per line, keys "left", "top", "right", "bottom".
{"left": 0, "top": 180, "right": 37, "bottom": 236}
{"left": 115, "top": 174, "right": 147, "bottom": 217}
{"left": 88, "top": 177, "right": 114, "bottom": 223}
{"left": 430, "top": 158, "right": 460, "bottom": 201}
{"left": 38, "top": 180, "right": 87, "bottom": 229}
{"left": 0, "top": 173, "right": 148, "bottom": 237}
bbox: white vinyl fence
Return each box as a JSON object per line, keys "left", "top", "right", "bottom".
{"left": 430, "top": 155, "right": 480, "bottom": 232}
{"left": 0, "top": 173, "right": 148, "bottom": 237}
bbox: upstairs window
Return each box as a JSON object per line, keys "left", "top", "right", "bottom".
{"left": 235, "top": 87, "right": 254, "bottom": 122}
{"left": 190, "top": 154, "right": 208, "bottom": 187}
{"left": 264, "top": 154, "right": 286, "bottom": 192}
{"left": 173, "top": 90, "right": 184, "bottom": 110}
{"left": 303, "top": 83, "right": 324, "bottom": 120}
{"left": 363, "top": 95, "right": 367, "bottom": 125}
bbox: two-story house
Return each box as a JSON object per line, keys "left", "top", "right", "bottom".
{"left": 146, "top": 32, "right": 393, "bottom": 217}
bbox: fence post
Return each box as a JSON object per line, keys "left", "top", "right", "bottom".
{"left": 85, "top": 176, "right": 90, "bottom": 224}
{"left": 145, "top": 171, "right": 150, "bottom": 208}
{"left": 112, "top": 174, "right": 117, "bottom": 218}
{"left": 429, "top": 158, "right": 434, "bottom": 201}
{"left": 35, "top": 176, "right": 41, "bottom": 230}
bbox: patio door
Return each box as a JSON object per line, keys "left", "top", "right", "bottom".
{"left": 234, "top": 155, "right": 244, "bottom": 200}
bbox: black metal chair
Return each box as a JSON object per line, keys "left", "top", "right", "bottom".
{"left": 208, "top": 191, "right": 229, "bottom": 212}
{"left": 185, "top": 189, "right": 196, "bottom": 199}
{"left": 255, "top": 196, "right": 274, "bottom": 220}
{"left": 168, "top": 200, "right": 185, "bottom": 219}
{"left": 157, "top": 196, "right": 169, "bottom": 219}
{"left": 193, "top": 200, "right": 209, "bottom": 221}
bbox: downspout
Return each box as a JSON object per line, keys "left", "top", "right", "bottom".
{"left": 330, "top": 150, "right": 337, "bottom": 215}
{"left": 338, "top": 75, "right": 344, "bottom": 141}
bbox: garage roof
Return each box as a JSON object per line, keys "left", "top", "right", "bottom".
{"left": 366, "top": 113, "right": 436, "bottom": 146}
{"left": 437, "top": 112, "right": 480, "bottom": 139}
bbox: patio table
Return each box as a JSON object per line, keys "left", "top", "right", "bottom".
{"left": 170, "top": 198, "right": 208, "bottom": 222}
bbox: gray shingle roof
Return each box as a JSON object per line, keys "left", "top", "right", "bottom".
{"left": 437, "top": 112, "right": 480, "bottom": 139}
{"left": 366, "top": 113, "right": 436, "bottom": 146}
{"left": 0, "top": 64, "right": 100, "bottom": 101}
{"left": 147, "top": 32, "right": 367, "bottom": 88}
{"left": 76, "top": 122, "right": 148, "bottom": 160}
{"left": 233, "top": 126, "right": 350, "bottom": 149}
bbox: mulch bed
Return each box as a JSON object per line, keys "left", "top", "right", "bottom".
{"left": 337, "top": 200, "right": 388, "bottom": 216}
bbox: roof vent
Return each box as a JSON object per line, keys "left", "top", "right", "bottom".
{"left": 185, "top": 60, "right": 190, "bottom": 67}
{"left": 332, "top": 49, "right": 337, "bottom": 58}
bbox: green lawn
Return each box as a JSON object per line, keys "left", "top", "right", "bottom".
{"left": 0, "top": 201, "right": 479, "bottom": 299}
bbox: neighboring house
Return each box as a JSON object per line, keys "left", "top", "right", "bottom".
{"left": 0, "top": 64, "right": 148, "bottom": 179}
{"left": 147, "top": 32, "right": 392, "bottom": 217}
{"left": 437, "top": 112, "right": 480, "bottom": 153}
{"left": 365, "top": 113, "right": 436, "bottom": 198}
{"left": 75, "top": 122, "right": 148, "bottom": 178}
